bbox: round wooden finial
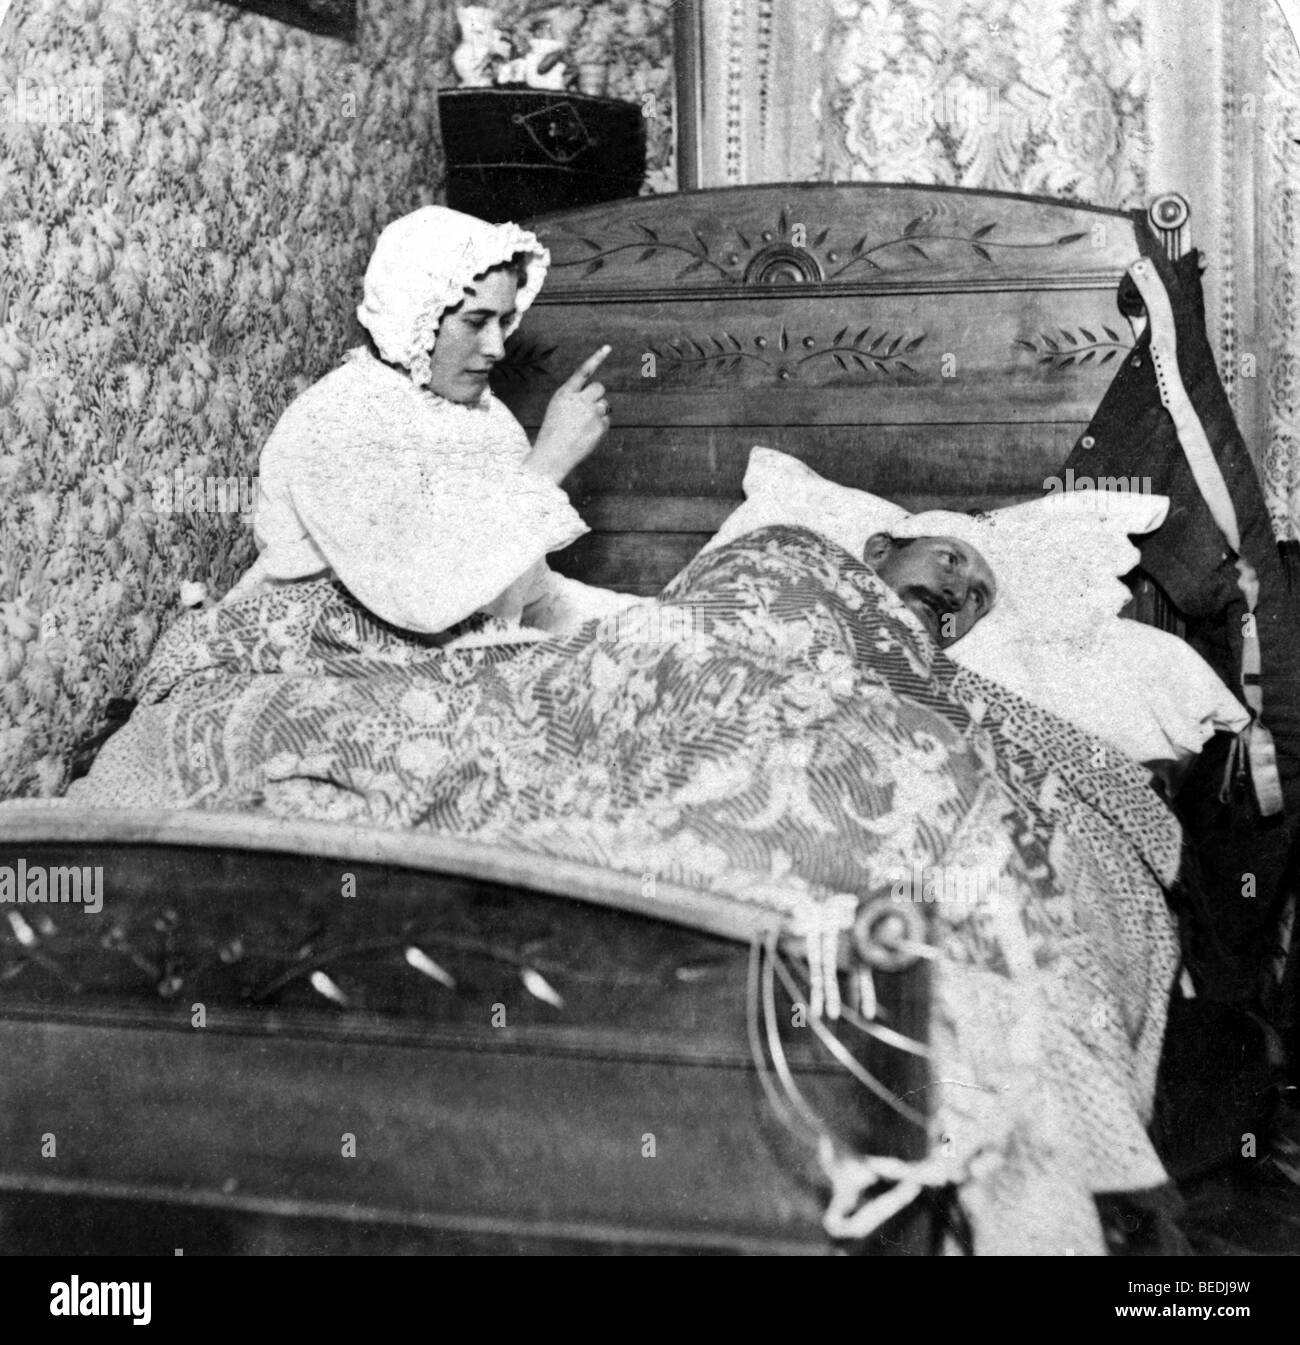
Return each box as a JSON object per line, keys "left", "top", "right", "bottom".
{"left": 1148, "top": 193, "right": 1189, "bottom": 231}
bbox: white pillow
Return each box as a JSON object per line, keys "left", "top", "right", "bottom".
{"left": 702, "top": 447, "right": 908, "bottom": 557}
{"left": 958, "top": 492, "right": 1168, "bottom": 640}
{"left": 952, "top": 598, "right": 1249, "bottom": 762}
{"left": 705, "top": 447, "right": 1247, "bottom": 764}
{"left": 708, "top": 446, "right": 1162, "bottom": 627}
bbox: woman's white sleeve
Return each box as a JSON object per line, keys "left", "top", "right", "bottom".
{"left": 523, "top": 567, "right": 646, "bottom": 635}
{"left": 288, "top": 434, "right": 588, "bottom": 636}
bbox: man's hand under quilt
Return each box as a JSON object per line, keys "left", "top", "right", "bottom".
{"left": 69, "top": 525, "right": 1182, "bottom": 1255}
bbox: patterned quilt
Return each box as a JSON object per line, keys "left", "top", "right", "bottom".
{"left": 68, "top": 525, "right": 1182, "bottom": 1254}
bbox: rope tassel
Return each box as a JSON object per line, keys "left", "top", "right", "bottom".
{"left": 818, "top": 1136, "right": 964, "bottom": 1242}
{"left": 745, "top": 904, "right": 940, "bottom": 1245}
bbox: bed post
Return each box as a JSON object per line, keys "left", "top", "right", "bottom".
{"left": 671, "top": 0, "right": 703, "bottom": 191}
{"left": 1118, "top": 194, "right": 1193, "bottom": 637}
{"left": 1148, "top": 192, "right": 1191, "bottom": 262}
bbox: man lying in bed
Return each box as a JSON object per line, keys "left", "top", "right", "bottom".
{"left": 63, "top": 507, "right": 1178, "bottom": 1256}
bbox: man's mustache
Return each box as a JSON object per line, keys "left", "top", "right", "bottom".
{"left": 899, "top": 585, "right": 961, "bottom": 616}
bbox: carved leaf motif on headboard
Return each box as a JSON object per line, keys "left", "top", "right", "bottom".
{"left": 1015, "top": 325, "right": 1132, "bottom": 371}
{"left": 494, "top": 336, "right": 557, "bottom": 382}
{"left": 546, "top": 206, "right": 1095, "bottom": 288}
{"left": 645, "top": 326, "right": 926, "bottom": 383}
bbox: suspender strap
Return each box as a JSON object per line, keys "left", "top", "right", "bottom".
{"left": 1128, "top": 258, "right": 1284, "bottom": 816}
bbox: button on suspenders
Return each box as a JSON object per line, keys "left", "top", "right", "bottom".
{"left": 1127, "top": 257, "right": 1284, "bottom": 816}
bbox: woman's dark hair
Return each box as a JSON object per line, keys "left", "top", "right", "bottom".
{"left": 474, "top": 252, "right": 531, "bottom": 289}
{"left": 438, "top": 250, "right": 531, "bottom": 322}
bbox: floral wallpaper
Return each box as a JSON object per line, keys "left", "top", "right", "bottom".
{"left": 0, "top": 0, "right": 448, "bottom": 798}
{"left": 820, "top": 0, "right": 1148, "bottom": 208}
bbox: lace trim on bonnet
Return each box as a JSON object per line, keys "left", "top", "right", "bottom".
{"left": 355, "top": 206, "right": 550, "bottom": 391}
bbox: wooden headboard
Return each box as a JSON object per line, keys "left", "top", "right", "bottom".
{"left": 491, "top": 182, "right": 1186, "bottom": 600}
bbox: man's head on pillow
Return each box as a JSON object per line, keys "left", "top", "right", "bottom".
{"left": 863, "top": 513, "right": 998, "bottom": 647}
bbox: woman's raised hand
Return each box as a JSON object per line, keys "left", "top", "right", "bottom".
{"left": 525, "top": 345, "right": 612, "bottom": 485}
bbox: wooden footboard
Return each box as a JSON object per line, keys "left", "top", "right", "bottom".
{"left": 0, "top": 811, "right": 929, "bottom": 1254}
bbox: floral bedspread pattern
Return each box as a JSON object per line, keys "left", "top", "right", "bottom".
{"left": 68, "top": 526, "right": 1181, "bottom": 1254}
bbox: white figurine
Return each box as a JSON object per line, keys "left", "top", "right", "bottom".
{"left": 452, "top": 6, "right": 511, "bottom": 87}
{"left": 495, "top": 57, "right": 527, "bottom": 85}
{"left": 523, "top": 37, "right": 568, "bottom": 90}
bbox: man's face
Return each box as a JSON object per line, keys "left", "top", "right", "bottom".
{"left": 863, "top": 534, "right": 997, "bottom": 647}
{"left": 426, "top": 269, "right": 519, "bottom": 404}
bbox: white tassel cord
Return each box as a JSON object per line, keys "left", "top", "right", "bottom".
{"left": 745, "top": 932, "right": 823, "bottom": 1147}
{"left": 745, "top": 926, "right": 952, "bottom": 1246}
{"left": 788, "top": 893, "right": 859, "bottom": 1021}
{"left": 819, "top": 1137, "right": 967, "bottom": 1242}
{"left": 761, "top": 929, "right": 827, "bottom": 1137}
{"left": 770, "top": 949, "right": 928, "bottom": 1129}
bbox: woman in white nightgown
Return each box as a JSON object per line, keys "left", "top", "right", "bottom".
{"left": 227, "top": 203, "right": 635, "bottom": 640}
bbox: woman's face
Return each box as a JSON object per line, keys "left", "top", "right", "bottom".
{"left": 426, "top": 269, "right": 520, "bottom": 403}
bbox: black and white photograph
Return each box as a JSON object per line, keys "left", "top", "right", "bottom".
{"left": 0, "top": 0, "right": 1298, "bottom": 1297}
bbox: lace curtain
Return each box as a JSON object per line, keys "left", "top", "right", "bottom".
{"left": 686, "top": 0, "right": 1300, "bottom": 539}
{"left": 689, "top": 0, "right": 829, "bottom": 184}
{"left": 690, "top": 0, "right": 1146, "bottom": 198}
{"left": 1260, "top": 3, "right": 1300, "bottom": 538}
